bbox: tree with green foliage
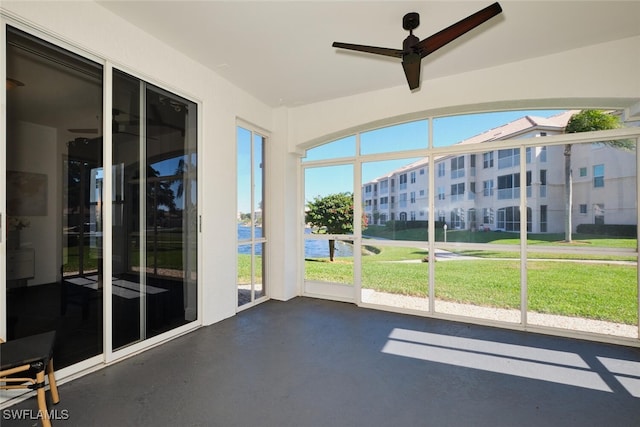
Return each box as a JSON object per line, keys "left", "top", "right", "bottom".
{"left": 305, "top": 192, "right": 365, "bottom": 261}
{"left": 563, "top": 110, "right": 633, "bottom": 242}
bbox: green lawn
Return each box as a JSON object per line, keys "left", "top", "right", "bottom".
{"left": 305, "top": 244, "right": 638, "bottom": 325}
{"left": 237, "top": 254, "right": 264, "bottom": 283}
{"left": 64, "top": 232, "right": 188, "bottom": 274}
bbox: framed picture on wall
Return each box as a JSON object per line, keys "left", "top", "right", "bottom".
{"left": 7, "top": 170, "right": 48, "bottom": 216}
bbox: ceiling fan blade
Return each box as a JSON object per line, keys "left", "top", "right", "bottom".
{"left": 332, "top": 42, "right": 403, "bottom": 58}
{"left": 402, "top": 53, "right": 421, "bottom": 90}
{"left": 414, "top": 2, "right": 502, "bottom": 58}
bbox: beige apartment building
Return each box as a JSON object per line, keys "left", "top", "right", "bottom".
{"left": 363, "top": 111, "right": 637, "bottom": 234}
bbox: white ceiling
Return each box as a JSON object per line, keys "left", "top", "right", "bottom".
{"left": 99, "top": 1, "right": 640, "bottom": 108}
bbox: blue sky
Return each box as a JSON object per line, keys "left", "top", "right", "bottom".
{"left": 240, "top": 110, "right": 566, "bottom": 212}
{"left": 237, "top": 127, "right": 264, "bottom": 214}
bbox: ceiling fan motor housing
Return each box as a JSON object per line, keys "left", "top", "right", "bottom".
{"left": 402, "top": 12, "right": 420, "bottom": 31}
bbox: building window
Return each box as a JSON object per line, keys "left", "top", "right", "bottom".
{"left": 420, "top": 168, "right": 425, "bottom": 175}
{"left": 483, "top": 180, "right": 494, "bottom": 197}
{"left": 399, "top": 173, "right": 407, "bottom": 190}
{"left": 468, "top": 208, "right": 477, "bottom": 230}
{"left": 540, "top": 205, "right": 547, "bottom": 232}
{"left": 470, "top": 154, "right": 476, "bottom": 177}
{"left": 438, "top": 162, "right": 445, "bottom": 177}
{"left": 593, "top": 164, "right": 604, "bottom": 188}
{"left": 410, "top": 211, "right": 416, "bottom": 221}
{"left": 540, "top": 169, "right": 547, "bottom": 198}
{"left": 497, "top": 206, "right": 531, "bottom": 232}
{"left": 410, "top": 191, "right": 416, "bottom": 204}
{"left": 483, "top": 151, "right": 494, "bottom": 168}
{"left": 380, "top": 180, "right": 388, "bottom": 194}
{"left": 438, "top": 186, "right": 445, "bottom": 200}
{"left": 594, "top": 203, "right": 605, "bottom": 224}
{"left": 497, "top": 173, "right": 518, "bottom": 200}
{"left": 451, "top": 156, "right": 465, "bottom": 179}
{"left": 410, "top": 171, "right": 416, "bottom": 184}
{"left": 482, "top": 208, "right": 494, "bottom": 228}
{"left": 451, "top": 183, "right": 465, "bottom": 201}
{"left": 469, "top": 182, "right": 476, "bottom": 200}
{"left": 450, "top": 208, "right": 465, "bottom": 229}
{"left": 498, "top": 148, "right": 520, "bottom": 169}
{"left": 497, "top": 172, "right": 531, "bottom": 199}
{"left": 399, "top": 193, "right": 407, "bottom": 208}
{"left": 579, "top": 204, "right": 587, "bottom": 214}
{"left": 540, "top": 146, "right": 547, "bottom": 162}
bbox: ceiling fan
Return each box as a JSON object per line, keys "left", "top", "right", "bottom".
{"left": 332, "top": 2, "right": 503, "bottom": 91}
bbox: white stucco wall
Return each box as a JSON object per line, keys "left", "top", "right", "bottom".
{"left": 288, "top": 35, "right": 640, "bottom": 150}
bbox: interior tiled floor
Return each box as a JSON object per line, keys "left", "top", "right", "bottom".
{"left": 3, "top": 297, "right": 640, "bottom": 426}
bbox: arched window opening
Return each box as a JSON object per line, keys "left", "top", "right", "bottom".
{"left": 300, "top": 108, "right": 639, "bottom": 341}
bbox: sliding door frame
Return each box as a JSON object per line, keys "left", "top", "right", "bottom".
{"left": 0, "top": 17, "right": 203, "bottom": 374}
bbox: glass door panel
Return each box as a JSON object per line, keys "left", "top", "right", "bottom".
{"left": 112, "top": 70, "right": 198, "bottom": 350}
{"left": 237, "top": 126, "right": 266, "bottom": 308}
{"left": 304, "top": 165, "right": 354, "bottom": 299}
{"left": 6, "top": 26, "right": 104, "bottom": 368}
{"left": 112, "top": 71, "right": 142, "bottom": 349}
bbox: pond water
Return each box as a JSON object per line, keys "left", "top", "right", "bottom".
{"left": 237, "top": 225, "right": 353, "bottom": 258}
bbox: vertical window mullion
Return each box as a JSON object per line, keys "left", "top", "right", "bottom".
{"left": 250, "top": 131, "right": 256, "bottom": 302}
{"left": 139, "top": 81, "right": 147, "bottom": 340}
{"left": 103, "top": 62, "right": 114, "bottom": 361}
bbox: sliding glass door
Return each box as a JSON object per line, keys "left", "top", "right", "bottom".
{"left": 112, "top": 70, "right": 198, "bottom": 350}
{"left": 4, "top": 26, "right": 198, "bottom": 371}
{"left": 5, "top": 26, "right": 104, "bottom": 368}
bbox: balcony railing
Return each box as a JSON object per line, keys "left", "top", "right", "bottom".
{"left": 497, "top": 186, "right": 532, "bottom": 200}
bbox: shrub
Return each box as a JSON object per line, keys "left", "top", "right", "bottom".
{"left": 576, "top": 223, "right": 636, "bottom": 237}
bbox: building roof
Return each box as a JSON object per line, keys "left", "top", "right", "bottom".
{"left": 366, "top": 110, "right": 579, "bottom": 184}
{"left": 457, "top": 110, "right": 579, "bottom": 146}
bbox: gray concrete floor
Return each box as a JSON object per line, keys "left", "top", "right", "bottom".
{"left": 4, "top": 297, "right": 640, "bottom": 426}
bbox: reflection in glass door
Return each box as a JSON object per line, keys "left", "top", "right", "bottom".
{"left": 5, "top": 26, "right": 104, "bottom": 368}
{"left": 112, "top": 70, "right": 198, "bottom": 350}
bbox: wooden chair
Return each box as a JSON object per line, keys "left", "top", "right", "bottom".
{"left": 0, "top": 331, "right": 60, "bottom": 427}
